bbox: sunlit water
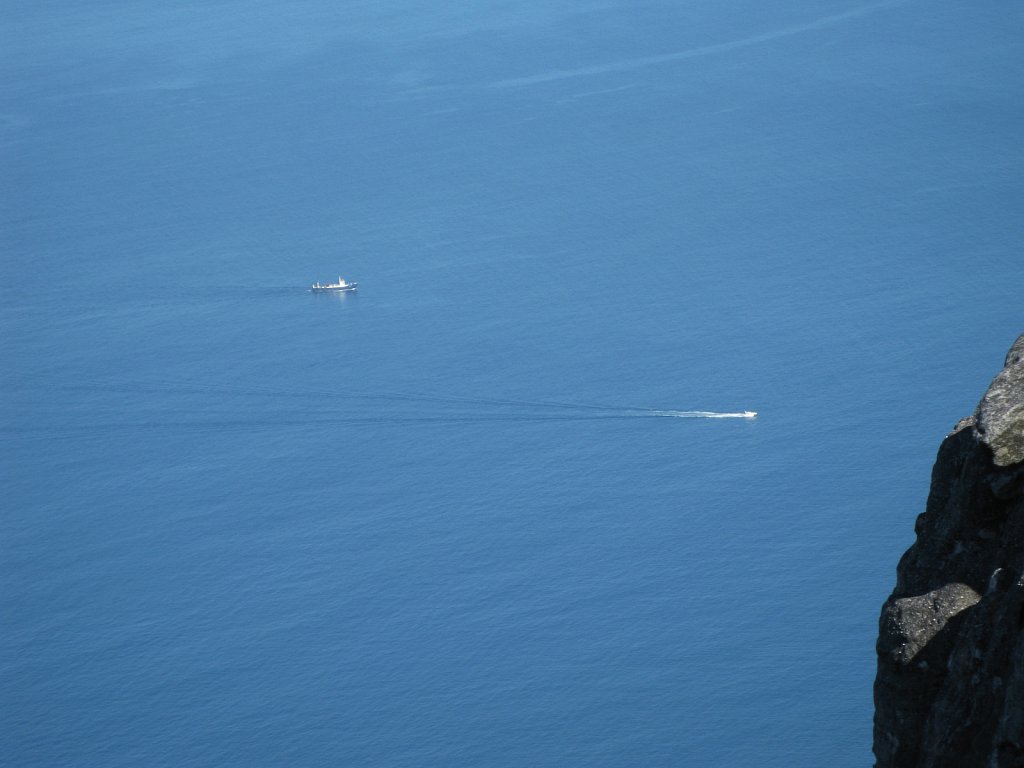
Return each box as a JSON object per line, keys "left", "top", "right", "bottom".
{"left": 2, "top": 2, "right": 1022, "bottom": 766}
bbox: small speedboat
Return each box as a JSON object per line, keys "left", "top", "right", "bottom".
{"left": 311, "top": 276, "right": 357, "bottom": 292}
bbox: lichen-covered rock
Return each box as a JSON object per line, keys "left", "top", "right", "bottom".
{"left": 878, "top": 583, "right": 982, "bottom": 665}
{"left": 977, "top": 335, "right": 1024, "bottom": 467}
{"left": 873, "top": 333, "right": 1024, "bottom": 768}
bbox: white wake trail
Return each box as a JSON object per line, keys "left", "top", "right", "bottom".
{"left": 7, "top": 372, "right": 757, "bottom": 424}
{"left": 650, "top": 410, "right": 758, "bottom": 419}
{"left": 490, "top": 0, "right": 912, "bottom": 88}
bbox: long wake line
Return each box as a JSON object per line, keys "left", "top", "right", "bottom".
{"left": 6, "top": 372, "right": 757, "bottom": 423}
{"left": 490, "top": 0, "right": 913, "bottom": 88}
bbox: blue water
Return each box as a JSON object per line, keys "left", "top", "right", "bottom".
{"left": 2, "top": 1, "right": 1022, "bottom": 765}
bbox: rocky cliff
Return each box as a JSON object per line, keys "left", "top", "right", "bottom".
{"left": 874, "top": 334, "right": 1024, "bottom": 768}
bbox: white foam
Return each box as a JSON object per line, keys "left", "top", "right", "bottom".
{"left": 652, "top": 410, "right": 757, "bottom": 419}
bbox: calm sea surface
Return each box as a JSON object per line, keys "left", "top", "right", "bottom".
{"left": 2, "top": 2, "right": 1022, "bottom": 765}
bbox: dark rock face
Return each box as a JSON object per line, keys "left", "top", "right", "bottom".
{"left": 874, "top": 334, "right": 1024, "bottom": 768}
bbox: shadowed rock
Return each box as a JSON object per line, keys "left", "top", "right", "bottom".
{"left": 873, "top": 333, "right": 1024, "bottom": 768}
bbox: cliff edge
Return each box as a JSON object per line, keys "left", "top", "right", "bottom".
{"left": 874, "top": 333, "right": 1024, "bottom": 768}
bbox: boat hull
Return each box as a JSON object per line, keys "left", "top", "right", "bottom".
{"left": 310, "top": 284, "right": 357, "bottom": 292}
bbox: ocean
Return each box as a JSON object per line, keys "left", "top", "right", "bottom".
{"left": 2, "top": 1, "right": 1022, "bottom": 765}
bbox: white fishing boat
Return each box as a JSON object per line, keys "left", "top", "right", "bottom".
{"left": 310, "top": 276, "right": 357, "bottom": 292}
